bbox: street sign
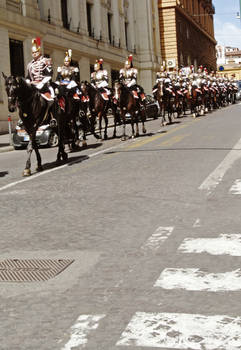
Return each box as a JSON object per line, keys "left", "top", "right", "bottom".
{"left": 219, "top": 66, "right": 224, "bottom": 71}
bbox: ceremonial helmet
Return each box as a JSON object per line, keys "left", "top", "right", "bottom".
{"left": 31, "top": 37, "right": 41, "bottom": 58}
{"left": 94, "top": 58, "right": 103, "bottom": 71}
{"left": 125, "top": 54, "right": 133, "bottom": 69}
{"left": 64, "top": 49, "right": 72, "bottom": 64}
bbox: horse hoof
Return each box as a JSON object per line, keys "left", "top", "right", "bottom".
{"left": 23, "top": 169, "right": 31, "bottom": 177}
{"left": 104, "top": 135, "right": 108, "bottom": 140}
{"left": 143, "top": 128, "right": 147, "bottom": 134}
{"left": 82, "top": 142, "right": 87, "bottom": 149}
{"left": 36, "top": 166, "right": 43, "bottom": 172}
{"left": 121, "top": 136, "right": 127, "bottom": 141}
{"left": 135, "top": 133, "right": 139, "bottom": 138}
{"left": 62, "top": 153, "right": 68, "bottom": 161}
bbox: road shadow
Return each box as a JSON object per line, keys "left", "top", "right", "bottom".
{"left": 41, "top": 155, "right": 89, "bottom": 171}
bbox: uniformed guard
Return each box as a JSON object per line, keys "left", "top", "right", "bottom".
{"left": 119, "top": 54, "right": 145, "bottom": 104}
{"left": 90, "top": 58, "right": 110, "bottom": 101}
{"left": 56, "top": 49, "right": 79, "bottom": 85}
{"left": 56, "top": 49, "right": 81, "bottom": 100}
{"left": 26, "top": 37, "right": 54, "bottom": 101}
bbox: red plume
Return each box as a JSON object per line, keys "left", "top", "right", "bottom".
{"left": 36, "top": 37, "right": 41, "bottom": 47}
{"left": 99, "top": 58, "right": 103, "bottom": 64}
{"left": 128, "top": 55, "right": 133, "bottom": 62}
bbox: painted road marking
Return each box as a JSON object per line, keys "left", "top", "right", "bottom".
{"left": 128, "top": 121, "right": 196, "bottom": 149}
{"left": 178, "top": 234, "right": 241, "bottom": 256}
{"left": 199, "top": 136, "right": 241, "bottom": 194}
{"left": 61, "top": 314, "right": 105, "bottom": 350}
{"left": 116, "top": 312, "right": 241, "bottom": 348}
{"left": 154, "top": 268, "right": 241, "bottom": 291}
{"left": 141, "top": 226, "right": 174, "bottom": 251}
{"left": 230, "top": 179, "right": 241, "bottom": 194}
{"left": 193, "top": 218, "right": 201, "bottom": 227}
{"left": 158, "top": 134, "right": 190, "bottom": 147}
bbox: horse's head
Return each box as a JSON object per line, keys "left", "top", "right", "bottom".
{"left": 2, "top": 73, "right": 20, "bottom": 112}
{"left": 80, "top": 80, "right": 92, "bottom": 95}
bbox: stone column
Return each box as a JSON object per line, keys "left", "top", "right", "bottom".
{"left": 23, "top": 37, "right": 33, "bottom": 73}
{"left": 68, "top": 0, "right": 81, "bottom": 32}
{"left": 21, "top": 0, "right": 40, "bottom": 19}
{"left": 0, "top": 27, "right": 11, "bottom": 132}
{"left": 0, "top": 0, "right": 6, "bottom": 8}
{"left": 79, "top": 56, "right": 90, "bottom": 81}
{"left": 104, "top": 62, "right": 111, "bottom": 86}
{"left": 51, "top": 50, "right": 65, "bottom": 80}
{"left": 93, "top": 0, "right": 101, "bottom": 40}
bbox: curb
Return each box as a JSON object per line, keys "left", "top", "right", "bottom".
{"left": 0, "top": 146, "right": 14, "bottom": 153}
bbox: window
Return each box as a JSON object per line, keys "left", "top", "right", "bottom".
{"left": 9, "top": 39, "right": 24, "bottom": 77}
{"left": 125, "top": 22, "right": 128, "bottom": 49}
{"left": 108, "top": 13, "right": 112, "bottom": 44}
{"left": 87, "top": 3, "right": 92, "bottom": 37}
{"left": 61, "top": 0, "right": 69, "bottom": 29}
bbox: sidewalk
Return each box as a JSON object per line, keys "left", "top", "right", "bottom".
{"left": 0, "top": 133, "right": 14, "bottom": 153}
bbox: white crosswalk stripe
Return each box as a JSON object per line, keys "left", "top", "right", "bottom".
{"left": 230, "top": 179, "right": 241, "bottom": 194}
{"left": 61, "top": 314, "right": 105, "bottom": 350}
{"left": 178, "top": 234, "right": 241, "bottom": 256}
{"left": 154, "top": 268, "right": 241, "bottom": 291}
{"left": 116, "top": 312, "right": 241, "bottom": 349}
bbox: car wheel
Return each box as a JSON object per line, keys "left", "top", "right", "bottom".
{"left": 13, "top": 145, "right": 25, "bottom": 150}
{"left": 48, "top": 131, "right": 59, "bottom": 147}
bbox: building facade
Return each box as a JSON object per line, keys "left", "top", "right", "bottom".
{"left": 0, "top": 0, "right": 161, "bottom": 133}
{"left": 158, "top": 0, "right": 216, "bottom": 71}
{"left": 216, "top": 44, "right": 241, "bottom": 80}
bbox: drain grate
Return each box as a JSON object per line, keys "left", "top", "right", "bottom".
{"left": 0, "top": 258, "right": 74, "bottom": 282}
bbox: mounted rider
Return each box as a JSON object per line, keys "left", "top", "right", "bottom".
{"left": 56, "top": 49, "right": 81, "bottom": 101}
{"left": 119, "top": 54, "right": 146, "bottom": 106}
{"left": 26, "top": 37, "right": 54, "bottom": 102}
{"left": 90, "top": 58, "right": 111, "bottom": 101}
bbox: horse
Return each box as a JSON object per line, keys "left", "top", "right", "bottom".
{"left": 114, "top": 81, "right": 146, "bottom": 141}
{"left": 153, "top": 80, "right": 165, "bottom": 126}
{"left": 2, "top": 73, "right": 68, "bottom": 176}
{"left": 187, "top": 82, "right": 204, "bottom": 118}
{"left": 162, "top": 83, "right": 176, "bottom": 124}
{"left": 80, "top": 81, "right": 110, "bottom": 141}
{"left": 52, "top": 82, "right": 86, "bottom": 150}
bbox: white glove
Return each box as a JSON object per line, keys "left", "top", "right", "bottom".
{"left": 57, "top": 67, "right": 62, "bottom": 73}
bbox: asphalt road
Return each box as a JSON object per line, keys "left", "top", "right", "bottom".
{"left": 1, "top": 104, "right": 241, "bottom": 350}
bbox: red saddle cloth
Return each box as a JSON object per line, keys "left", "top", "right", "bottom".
{"left": 41, "top": 92, "right": 54, "bottom": 101}
{"left": 59, "top": 97, "right": 65, "bottom": 111}
{"left": 132, "top": 90, "right": 139, "bottom": 99}
{"left": 73, "top": 93, "right": 80, "bottom": 100}
{"left": 101, "top": 92, "right": 109, "bottom": 101}
{"left": 81, "top": 95, "right": 90, "bottom": 103}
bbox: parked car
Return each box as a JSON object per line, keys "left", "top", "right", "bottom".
{"left": 12, "top": 121, "right": 59, "bottom": 150}
{"left": 145, "top": 94, "right": 159, "bottom": 119}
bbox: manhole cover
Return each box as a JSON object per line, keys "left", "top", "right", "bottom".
{"left": 0, "top": 259, "right": 74, "bottom": 282}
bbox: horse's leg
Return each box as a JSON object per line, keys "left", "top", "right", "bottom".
{"left": 98, "top": 111, "right": 103, "bottom": 140}
{"left": 33, "top": 137, "right": 43, "bottom": 172}
{"left": 141, "top": 107, "right": 146, "bottom": 134}
{"left": 103, "top": 113, "right": 108, "bottom": 140}
{"left": 121, "top": 110, "right": 127, "bottom": 141}
{"left": 56, "top": 109, "right": 68, "bottom": 162}
{"left": 23, "top": 134, "right": 34, "bottom": 176}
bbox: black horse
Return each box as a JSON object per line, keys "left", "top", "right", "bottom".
{"left": 2, "top": 73, "right": 67, "bottom": 176}
{"left": 114, "top": 81, "right": 146, "bottom": 141}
